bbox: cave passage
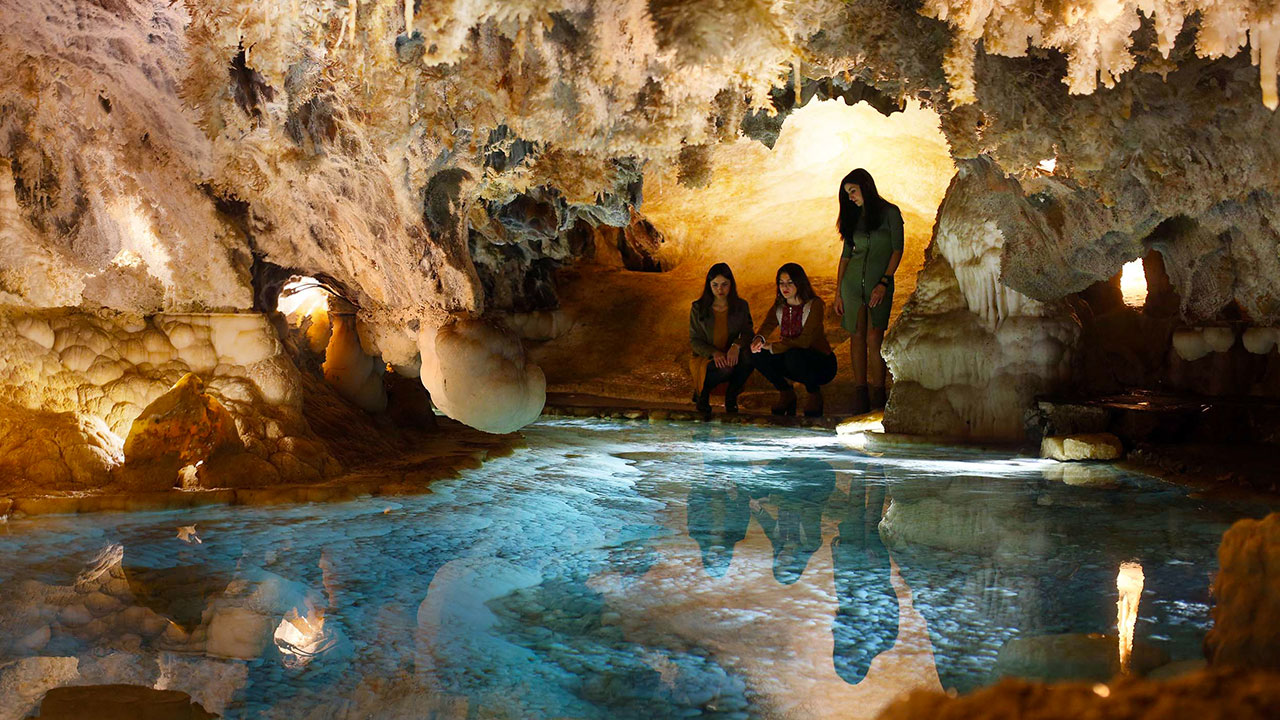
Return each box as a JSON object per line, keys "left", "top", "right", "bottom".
{"left": 1, "top": 418, "right": 1267, "bottom": 719}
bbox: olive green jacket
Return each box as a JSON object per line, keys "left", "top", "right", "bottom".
{"left": 689, "top": 299, "right": 754, "bottom": 357}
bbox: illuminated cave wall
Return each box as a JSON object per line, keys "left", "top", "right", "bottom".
{"left": 1, "top": 0, "right": 1280, "bottom": 477}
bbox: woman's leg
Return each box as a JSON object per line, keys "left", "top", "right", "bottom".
{"left": 752, "top": 349, "right": 796, "bottom": 415}
{"left": 780, "top": 349, "right": 837, "bottom": 417}
{"left": 851, "top": 306, "right": 869, "bottom": 387}
{"left": 851, "top": 306, "right": 871, "bottom": 414}
{"left": 695, "top": 360, "right": 722, "bottom": 413}
{"left": 751, "top": 350, "right": 788, "bottom": 390}
{"left": 868, "top": 328, "right": 887, "bottom": 409}
{"left": 780, "top": 349, "right": 835, "bottom": 392}
{"left": 725, "top": 353, "right": 754, "bottom": 411}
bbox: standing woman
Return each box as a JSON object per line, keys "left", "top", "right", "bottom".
{"left": 834, "top": 168, "right": 903, "bottom": 414}
{"left": 689, "top": 263, "right": 755, "bottom": 414}
{"left": 750, "top": 263, "right": 838, "bottom": 417}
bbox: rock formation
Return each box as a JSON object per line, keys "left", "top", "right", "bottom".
{"left": 2, "top": 0, "right": 1279, "bottom": 469}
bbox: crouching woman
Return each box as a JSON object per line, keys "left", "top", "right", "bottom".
{"left": 750, "top": 263, "right": 837, "bottom": 417}
{"left": 689, "top": 263, "right": 755, "bottom": 414}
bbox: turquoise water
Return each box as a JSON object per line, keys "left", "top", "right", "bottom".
{"left": 0, "top": 418, "right": 1270, "bottom": 719}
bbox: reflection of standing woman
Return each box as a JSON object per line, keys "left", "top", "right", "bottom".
{"left": 689, "top": 263, "right": 755, "bottom": 414}
{"left": 830, "top": 464, "right": 897, "bottom": 685}
{"left": 834, "top": 169, "right": 903, "bottom": 414}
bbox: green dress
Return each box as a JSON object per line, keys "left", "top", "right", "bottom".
{"left": 839, "top": 203, "right": 903, "bottom": 332}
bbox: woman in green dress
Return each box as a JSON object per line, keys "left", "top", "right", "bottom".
{"left": 834, "top": 168, "right": 903, "bottom": 414}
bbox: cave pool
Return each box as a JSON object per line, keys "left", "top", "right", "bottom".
{"left": 1, "top": 417, "right": 1271, "bottom": 719}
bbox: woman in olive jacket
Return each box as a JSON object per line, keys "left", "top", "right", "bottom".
{"left": 834, "top": 168, "right": 903, "bottom": 414}
{"left": 689, "top": 263, "right": 755, "bottom": 414}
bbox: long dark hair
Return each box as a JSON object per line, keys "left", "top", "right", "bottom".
{"left": 774, "top": 262, "right": 817, "bottom": 307}
{"left": 694, "top": 262, "right": 742, "bottom": 313}
{"left": 837, "top": 168, "right": 885, "bottom": 240}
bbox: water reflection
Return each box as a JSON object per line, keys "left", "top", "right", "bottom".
{"left": 0, "top": 419, "right": 1269, "bottom": 720}
{"left": 686, "top": 466, "right": 750, "bottom": 578}
{"left": 830, "top": 463, "right": 897, "bottom": 684}
{"left": 748, "top": 458, "right": 836, "bottom": 585}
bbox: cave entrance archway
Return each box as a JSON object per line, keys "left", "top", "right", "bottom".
{"left": 531, "top": 99, "right": 955, "bottom": 408}
{"left": 642, "top": 98, "right": 954, "bottom": 319}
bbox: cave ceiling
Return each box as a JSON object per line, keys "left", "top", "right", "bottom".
{"left": 1, "top": 0, "right": 1278, "bottom": 326}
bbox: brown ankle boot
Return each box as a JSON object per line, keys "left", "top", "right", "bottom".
{"left": 852, "top": 385, "right": 870, "bottom": 415}
{"left": 771, "top": 387, "right": 797, "bottom": 416}
{"left": 804, "top": 389, "right": 824, "bottom": 418}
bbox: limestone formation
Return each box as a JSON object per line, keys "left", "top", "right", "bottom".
{"left": 4, "top": 0, "right": 1280, "bottom": 443}
{"left": 418, "top": 318, "right": 546, "bottom": 435}
{"left": 1205, "top": 513, "right": 1280, "bottom": 671}
{"left": 121, "top": 373, "right": 243, "bottom": 488}
{"left": 0, "top": 311, "right": 337, "bottom": 493}
{"left": 1041, "top": 434, "right": 1125, "bottom": 462}
{"left": 883, "top": 161, "right": 1079, "bottom": 441}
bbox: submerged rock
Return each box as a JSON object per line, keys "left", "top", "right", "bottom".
{"left": 994, "top": 633, "right": 1169, "bottom": 683}
{"left": 32, "top": 684, "right": 215, "bottom": 720}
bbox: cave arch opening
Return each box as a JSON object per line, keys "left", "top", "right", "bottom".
{"left": 529, "top": 98, "right": 955, "bottom": 409}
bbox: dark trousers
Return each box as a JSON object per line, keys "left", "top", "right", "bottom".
{"left": 699, "top": 354, "right": 755, "bottom": 400}
{"left": 751, "top": 348, "right": 837, "bottom": 393}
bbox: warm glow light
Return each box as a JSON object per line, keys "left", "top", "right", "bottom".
{"left": 1119, "top": 259, "right": 1147, "bottom": 308}
{"left": 836, "top": 411, "right": 885, "bottom": 436}
{"left": 1092, "top": 683, "right": 1111, "bottom": 698}
{"left": 274, "top": 607, "right": 331, "bottom": 668}
{"left": 643, "top": 99, "right": 954, "bottom": 291}
{"left": 1037, "top": 157, "right": 1057, "bottom": 173}
{"left": 277, "top": 277, "right": 330, "bottom": 319}
{"left": 1116, "top": 561, "right": 1144, "bottom": 674}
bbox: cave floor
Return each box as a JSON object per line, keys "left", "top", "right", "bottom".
{"left": 543, "top": 391, "right": 849, "bottom": 430}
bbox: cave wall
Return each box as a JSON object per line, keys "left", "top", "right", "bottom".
{"left": 0, "top": 309, "right": 338, "bottom": 495}
{"left": 2, "top": 0, "right": 1280, "bottom": 459}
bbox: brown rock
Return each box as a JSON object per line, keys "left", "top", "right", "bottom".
{"left": 1205, "top": 512, "right": 1280, "bottom": 670}
{"left": 122, "top": 373, "right": 244, "bottom": 488}
{"left": 33, "top": 684, "right": 216, "bottom": 720}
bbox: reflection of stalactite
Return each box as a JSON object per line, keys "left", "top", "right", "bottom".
{"left": 1116, "top": 561, "right": 1144, "bottom": 674}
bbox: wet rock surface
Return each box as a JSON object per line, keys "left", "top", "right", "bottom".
{"left": 32, "top": 685, "right": 216, "bottom": 720}
{"left": 1040, "top": 434, "right": 1124, "bottom": 462}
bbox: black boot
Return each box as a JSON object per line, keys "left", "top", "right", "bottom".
{"left": 724, "top": 385, "right": 742, "bottom": 414}
{"left": 852, "top": 385, "right": 870, "bottom": 415}
{"left": 771, "top": 387, "right": 797, "bottom": 416}
{"left": 870, "top": 385, "right": 887, "bottom": 411}
{"left": 695, "top": 389, "right": 712, "bottom": 416}
{"left": 804, "top": 388, "right": 824, "bottom": 418}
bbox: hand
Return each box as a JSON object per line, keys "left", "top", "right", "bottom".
{"left": 750, "top": 336, "right": 765, "bottom": 353}
{"left": 713, "top": 350, "right": 728, "bottom": 369}
{"left": 869, "top": 283, "right": 886, "bottom": 308}
{"left": 834, "top": 293, "right": 844, "bottom": 316}
{"left": 727, "top": 345, "right": 740, "bottom": 367}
